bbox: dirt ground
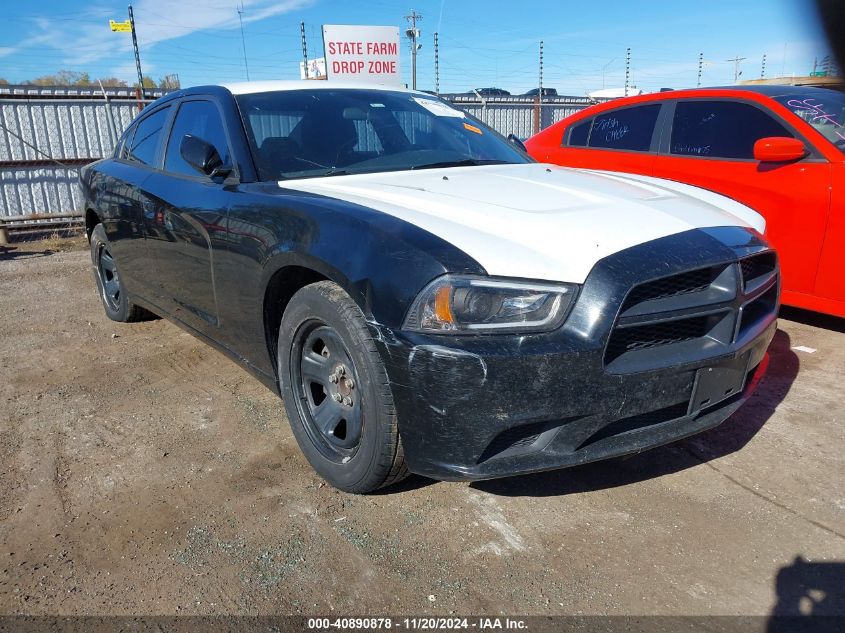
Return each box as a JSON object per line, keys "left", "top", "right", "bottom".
{"left": 0, "top": 237, "right": 843, "bottom": 618}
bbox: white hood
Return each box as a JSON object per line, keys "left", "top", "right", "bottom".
{"left": 279, "top": 163, "right": 765, "bottom": 284}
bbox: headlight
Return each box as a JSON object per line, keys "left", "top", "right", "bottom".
{"left": 403, "top": 275, "right": 578, "bottom": 334}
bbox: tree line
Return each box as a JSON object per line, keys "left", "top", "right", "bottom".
{"left": 0, "top": 70, "right": 180, "bottom": 90}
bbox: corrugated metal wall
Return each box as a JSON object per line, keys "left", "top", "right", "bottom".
{"left": 0, "top": 87, "right": 166, "bottom": 221}
{"left": 0, "top": 91, "right": 596, "bottom": 219}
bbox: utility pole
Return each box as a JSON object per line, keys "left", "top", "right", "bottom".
{"left": 727, "top": 55, "right": 746, "bottom": 83}
{"left": 538, "top": 40, "right": 544, "bottom": 103}
{"left": 761, "top": 53, "right": 767, "bottom": 78}
{"left": 127, "top": 5, "right": 144, "bottom": 97}
{"left": 697, "top": 52, "right": 703, "bottom": 87}
{"left": 624, "top": 47, "right": 631, "bottom": 97}
{"left": 405, "top": 10, "right": 422, "bottom": 90}
{"left": 781, "top": 43, "right": 787, "bottom": 76}
{"left": 600, "top": 57, "right": 616, "bottom": 89}
{"left": 433, "top": 31, "right": 440, "bottom": 94}
{"left": 237, "top": 2, "right": 250, "bottom": 80}
{"left": 301, "top": 21, "right": 308, "bottom": 78}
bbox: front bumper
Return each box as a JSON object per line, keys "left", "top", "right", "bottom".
{"left": 372, "top": 227, "right": 779, "bottom": 481}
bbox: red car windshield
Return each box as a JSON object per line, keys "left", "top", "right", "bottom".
{"left": 774, "top": 91, "right": 845, "bottom": 151}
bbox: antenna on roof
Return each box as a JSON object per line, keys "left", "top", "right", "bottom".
{"left": 237, "top": 2, "right": 250, "bottom": 81}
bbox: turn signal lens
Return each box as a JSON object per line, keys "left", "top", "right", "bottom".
{"left": 434, "top": 284, "right": 455, "bottom": 325}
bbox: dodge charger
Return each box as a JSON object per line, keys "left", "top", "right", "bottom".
{"left": 79, "top": 81, "right": 779, "bottom": 493}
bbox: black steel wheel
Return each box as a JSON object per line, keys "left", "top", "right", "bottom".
{"left": 291, "top": 322, "right": 364, "bottom": 461}
{"left": 89, "top": 223, "right": 148, "bottom": 322}
{"left": 278, "top": 281, "right": 408, "bottom": 493}
{"left": 97, "top": 243, "right": 122, "bottom": 312}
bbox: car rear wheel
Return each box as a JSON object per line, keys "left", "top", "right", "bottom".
{"left": 278, "top": 281, "right": 408, "bottom": 493}
{"left": 89, "top": 223, "right": 148, "bottom": 323}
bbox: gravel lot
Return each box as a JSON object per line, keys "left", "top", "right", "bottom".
{"left": 0, "top": 238, "right": 843, "bottom": 618}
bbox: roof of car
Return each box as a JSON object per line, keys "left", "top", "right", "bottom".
{"left": 598, "top": 84, "right": 839, "bottom": 105}
{"left": 221, "top": 80, "right": 422, "bottom": 95}
{"left": 684, "top": 84, "right": 841, "bottom": 97}
{"left": 549, "top": 84, "right": 842, "bottom": 120}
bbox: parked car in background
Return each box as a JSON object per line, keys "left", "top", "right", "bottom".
{"left": 473, "top": 87, "right": 511, "bottom": 96}
{"left": 81, "top": 82, "right": 778, "bottom": 493}
{"left": 523, "top": 88, "right": 558, "bottom": 98}
{"left": 525, "top": 86, "right": 845, "bottom": 318}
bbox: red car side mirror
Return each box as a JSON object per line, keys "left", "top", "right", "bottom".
{"left": 753, "top": 137, "right": 807, "bottom": 162}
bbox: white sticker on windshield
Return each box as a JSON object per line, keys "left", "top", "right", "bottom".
{"left": 412, "top": 97, "right": 465, "bottom": 118}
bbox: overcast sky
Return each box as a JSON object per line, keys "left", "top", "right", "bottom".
{"left": 0, "top": 0, "right": 834, "bottom": 94}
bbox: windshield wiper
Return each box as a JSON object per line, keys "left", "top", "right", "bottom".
{"left": 410, "top": 159, "right": 510, "bottom": 170}
{"left": 318, "top": 168, "right": 350, "bottom": 177}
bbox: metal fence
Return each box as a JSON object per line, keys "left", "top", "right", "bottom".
{"left": 447, "top": 94, "right": 601, "bottom": 139}
{"left": 0, "top": 87, "right": 598, "bottom": 220}
{"left": 0, "top": 86, "right": 165, "bottom": 221}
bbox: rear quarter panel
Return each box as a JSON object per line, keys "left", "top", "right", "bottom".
{"left": 82, "top": 159, "right": 154, "bottom": 297}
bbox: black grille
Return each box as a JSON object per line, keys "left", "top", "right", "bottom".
{"left": 740, "top": 252, "right": 777, "bottom": 287}
{"left": 621, "top": 266, "right": 721, "bottom": 312}
{"left": 605, "top": 316, "right": 712, "bottom": 363}
{"left": 739, "top": 284, "right": 779, "bottom": 338}
{"left": 577, "top": 402, "right": 690, "bottom": 449}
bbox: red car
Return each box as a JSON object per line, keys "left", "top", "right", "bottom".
{"left": 526, "top": 86, "right": 845, "bottom": 318}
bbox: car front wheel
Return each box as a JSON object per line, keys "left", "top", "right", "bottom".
{"left": 278, "top": 281, "right": 408, "bottom": 493}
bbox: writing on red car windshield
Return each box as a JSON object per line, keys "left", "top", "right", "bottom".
{"left": 786, "top": 98, "right": 845, "bottom": 142}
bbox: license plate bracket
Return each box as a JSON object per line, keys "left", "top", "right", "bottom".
{"left": 689, "top": 353, "right": 750, "bottom": 414}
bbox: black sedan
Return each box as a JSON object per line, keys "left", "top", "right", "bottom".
{"left": 80, "top": 81, "right": 778, "bottom": 492}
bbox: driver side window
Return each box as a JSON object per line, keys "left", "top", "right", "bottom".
{"left": 164, "top": 100, "right": 231, "bottom": 177}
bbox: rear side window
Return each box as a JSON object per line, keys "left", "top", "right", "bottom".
{"left": 588, "top": 104, "right": 661, "bottom": 151}
{"left": 567, "top": 119, "right": 591, "bottom": 147}
{"left": 164, "top": 100, "right": 231, "bottom": 177}
{"left": 114, "top": 127, "right": 134, "bottom": 159}
{"left": 126, "top": 106, "right": 170, "bottom": 166}
{"left": 670, "top": 100, "right": 792, "bottom": 159}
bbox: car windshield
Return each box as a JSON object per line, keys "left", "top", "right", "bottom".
{"left": 773, "top": 91, "right": 845, "bottom": 151}
{"left": 235, "top": 89, "right": 530, "bottom": 181}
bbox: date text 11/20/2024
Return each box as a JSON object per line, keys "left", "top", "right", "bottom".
{"left": 307, "top": 617, "right": 528, "bottom": 630}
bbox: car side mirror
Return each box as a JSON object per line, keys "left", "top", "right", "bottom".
{"left": 753, "top": 137, "right": 807, "bottom": 163}
{"left": 507, "top": 134, "right": 527, "bottom": 153}
{"left": 180, "top": 134, "right": 232, "bottom": 178}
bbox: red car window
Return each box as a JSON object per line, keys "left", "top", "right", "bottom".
{"left": 669, "top": 101, "right": 792, "bottom": 159}
{"left": 575, "top": 104, "right": 661, "bottom": 152}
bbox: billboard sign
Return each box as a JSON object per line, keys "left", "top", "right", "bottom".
{"left": 322, "top": 25, "right": 401, "bottom": 85}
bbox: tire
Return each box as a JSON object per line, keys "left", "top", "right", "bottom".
{"left": 278, "top": 281, "right": 408, "bottom": 493}
{"left": 89, "top": 223, "right": 149, "bottom": 323}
